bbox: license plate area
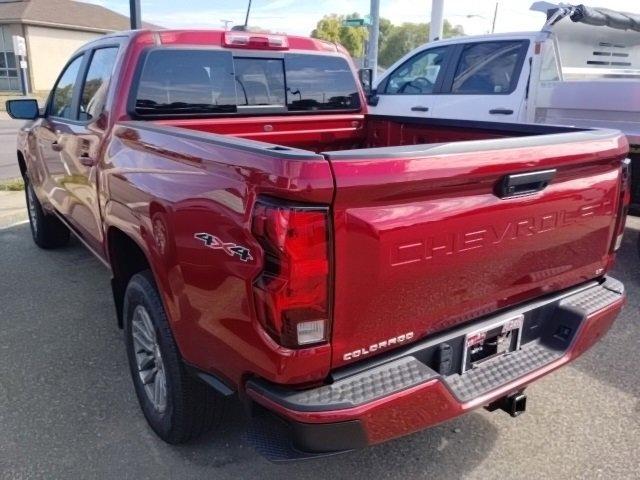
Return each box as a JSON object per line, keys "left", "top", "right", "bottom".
{"left": 461, "top": 315, "right": 524, "bottom": 374}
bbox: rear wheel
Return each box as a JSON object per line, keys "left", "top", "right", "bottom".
{"left": 25, "top": 181, "right": 70, "bottom": 249}
{"left": 123, "top": 270, "right": 224, "bottom": 443}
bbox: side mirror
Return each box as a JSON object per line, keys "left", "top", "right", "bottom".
{"left": 6, "top": 99, "right": 40, "bottom": 120}
{"left": 358, "top": 68, "right": 373, "bottom": 96}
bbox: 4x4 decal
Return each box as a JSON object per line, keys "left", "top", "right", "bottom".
{"left": 194, "top": 233, "right": 253, "bottom": 262}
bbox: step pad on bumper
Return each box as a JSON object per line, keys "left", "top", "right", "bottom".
{"left": 258, "top": 356, "right": 438, "bottom": 411}
{"left": 248, "top": 277, "right": 623, "bottom": 414}
{"left": 561, "top": 277, "right": 623, "bottom": 315}
{"left": 445, "top": 342, "right": 560, "bottom": 402}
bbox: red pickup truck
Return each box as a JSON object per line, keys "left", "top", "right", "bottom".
{"left": 7, "top": 29, "right": 629, "bottom": 459}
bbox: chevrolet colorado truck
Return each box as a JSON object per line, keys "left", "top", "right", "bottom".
{"left": 6, "top": 29, "right": 629, "bottom": 460}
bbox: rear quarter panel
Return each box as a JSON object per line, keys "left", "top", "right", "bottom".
{"left": 100, "top": 122, "right": 335, "bottom": 387}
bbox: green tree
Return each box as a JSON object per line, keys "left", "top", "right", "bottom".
{"left": 379, "top": 22, "right": 427, "bottom": 68}
{"left": 377, "top": 17, "right": 394, "bottom": 51}
{"left": 378, "top": 20, "right": 464, "bottom": 68}
{"left": 311, "top": 14, "right": 342, "bottom": 43}
{"left": 311, "top": 13, "right": 368, "bottom": 58}
{"left": 311, "top": 15, "right": 464, "bottom": 66}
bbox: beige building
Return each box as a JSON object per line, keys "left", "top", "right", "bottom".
{"left": 0, "top": 0, "right": 152, "bottom": 94}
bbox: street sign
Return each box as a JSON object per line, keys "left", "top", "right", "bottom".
{"left": 343, "top": 17, "right": 371, "bottom": 27}
{"left": 12, "top": 35, "right": 27, "bottom": 57}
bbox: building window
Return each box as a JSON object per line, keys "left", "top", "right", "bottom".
{"left": 0, "top": 26, "right": 20, "bottom": 91}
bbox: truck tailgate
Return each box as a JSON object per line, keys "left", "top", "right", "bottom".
{"left": 325, "top": 130, "right": 627, "bottom": 367}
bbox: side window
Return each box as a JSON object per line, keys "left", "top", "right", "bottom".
{"left": 384, "top": 46, "right": 450, "bottom": 94}
{"left": 539, "top": 41, "right": 560, "bottom": 82}
{"left": 451, "top": 41, "right": 527, "bottom": 94}
{"left": 50, "top": 55, "right": 83, "bottom": 119}
{"left": 79, "top": 47, "right": 119, "bottom": 121}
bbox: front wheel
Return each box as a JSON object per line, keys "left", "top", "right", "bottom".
{"left": 25, "top": 181, "right": 70, "bottom": 249}
{"left": 123, "top": 270, "right": 224, "bottom": 443}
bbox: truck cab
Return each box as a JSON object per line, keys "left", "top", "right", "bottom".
{"left": 371, "top": 31, "right": 537, "bottom": 122}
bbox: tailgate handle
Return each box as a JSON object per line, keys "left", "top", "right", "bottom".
{"left": 498, "top": 169, "right": 556, "bottom": 198}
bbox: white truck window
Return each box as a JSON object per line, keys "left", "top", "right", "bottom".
{"left": 384, "top": 46, "right": 449, "bottom": 95}
{"left": 451, "top": 41, "right": 526, "bottom": 94}
{"left": 539, "top": 41, "right": 560, "bottom": 82}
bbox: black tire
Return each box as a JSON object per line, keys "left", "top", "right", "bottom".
{"left": 25, "top": 181, "right": 70, "bottom": 249}
{"left": 123, "top": 270, "right": 224, "bottom": 444}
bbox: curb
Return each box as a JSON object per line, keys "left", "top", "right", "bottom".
{"left": 0, "top": 190, "right": 28, "bottom": 229}
{"left": 0, "top": 218, "right": 28, "bottom": 230}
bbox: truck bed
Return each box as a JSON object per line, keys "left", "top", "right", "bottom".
{"left": 111, "top": 115, "right": 628, "bottom": 370}
{"left": 156, "top": 114, "right": 581, "bottom": 153}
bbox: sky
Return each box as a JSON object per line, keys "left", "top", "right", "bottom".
{"left": 78, "top": 0, "right": 640, "bottom": 37}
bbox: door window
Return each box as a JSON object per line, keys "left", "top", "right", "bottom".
{"left": 79, "top": 47, "right": 119, "bottom": 121}
{"left": 451, "top": 41, "right": 527, "bottom": 94}
{"left": 384, "top": 47, "right": 449, "bottom": 95}
{"left": 50, "top": 55, "right": 84, "bottom": 119}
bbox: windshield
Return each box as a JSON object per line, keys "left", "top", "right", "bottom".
{"left": 134, "top": 49, "right": 361, "bottom": 116}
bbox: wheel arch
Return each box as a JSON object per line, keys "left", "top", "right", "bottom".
{"left": 107, "top": 225, "right": 153, "bottom": 328}
{"left": 16, "top": 150, "right": 27, "bottom": 180}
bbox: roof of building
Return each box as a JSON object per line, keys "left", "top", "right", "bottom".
{"left": 0, "top": 0, "right": 159, "bottom": 33}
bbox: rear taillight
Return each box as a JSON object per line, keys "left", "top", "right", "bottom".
{"left": 612, "top": 158, "right": 631, "bottom": 252}
{"left": 251, "top": 199, "right": 331, "bottom": 348}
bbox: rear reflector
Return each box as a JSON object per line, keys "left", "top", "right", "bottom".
{"left": 223, "top": 32, "right": 289, "bottom": 50}
{"left": 252, "top": 199, "right": 331, "bottom": 348}
{"left": 612, "top": 158, "right": 631, "bottom": 252}
{"left": 614, "top": 232, "right": 624, "bottom": 251}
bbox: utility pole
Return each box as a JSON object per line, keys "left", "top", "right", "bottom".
{"left": 491, "top": 2, "right": 498, "bottom": 33}
{"left": 429, "top": 0, "right": 445, "bottom": 42}
{"left": 367, "top": 0, "right": 380, "bottom": 81}
{"left": 244, "top": 0, "right": 252, "bottom": 28}
{"left": 130, "top": 0, "right": 141, "bottom": 30}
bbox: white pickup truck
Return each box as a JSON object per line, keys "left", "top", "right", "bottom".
{"left": 369, "top": 2, "right": 640, "bottom": 205}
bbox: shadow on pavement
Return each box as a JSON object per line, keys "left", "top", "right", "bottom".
{"left": 569, "top": 229, "right": 640, "bottom": 400}
{"left": 0, "top": 223, "right": 498, "bottom": 479}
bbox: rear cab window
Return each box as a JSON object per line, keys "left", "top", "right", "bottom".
{"left": 132, "top": 49, "right": 360, "bottom": 117}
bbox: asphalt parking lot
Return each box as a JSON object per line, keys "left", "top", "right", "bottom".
{"left": 1, "top": 216, "right": 639, "bottom": 479}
